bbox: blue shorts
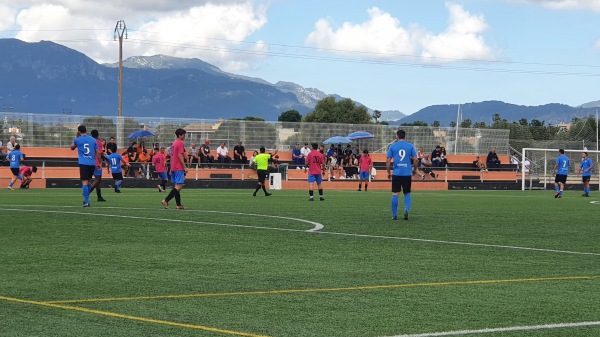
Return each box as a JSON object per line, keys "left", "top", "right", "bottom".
{"left": 157, "top": 172, "right": 168, "bottom": 180}
{"left": 359, "top": 171, "right": 370, "bottom": 180}
{"left": 307, "top": 174, "right": 322, "bottom": 184}
{"left": 171, "top": 170, "right": 185, "bottom": 185}
{"left": 94, "top": 167, "right": 103, "bottom": 177}
{"left": 582, "top": 175, "right": 591, "bottom": 183}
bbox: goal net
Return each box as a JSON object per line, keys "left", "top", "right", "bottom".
{"left": 521, "top": 148, "right": 599, "bottom": 191}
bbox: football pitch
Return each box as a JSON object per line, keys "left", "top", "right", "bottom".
{"left": 1, "top": 188, "right": 599, "bottom": 337}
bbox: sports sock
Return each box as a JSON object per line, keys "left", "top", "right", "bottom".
{"left": 8, "top": 182, "right": 13, "bottom": 187}
{"left": 254, "top": 184, "right": 261, "bottom": 194}
{"left": 165, "top": 188, "right": 177, "bottom": 202}
{"left": 309, "top": 190, "right": 314, "bottom": 199}
{"left": 116, "top": 180, "right": 122, "bottom": 189}
{"left": 555, "top": 185, "right": 560, "bottom": 192}
{"left": 83, "top": 185, "right": 90, "bottom": 204}
{"left": 404, "top": 193, "right": 412, "bottom": 213}
{"left": 161, "top": 179, "right": 167, "bottom": 189}
{"left": 365, "top": 183, "right": 368, "bottom": 191}
{"left": 174, "top": 190, "right": 181, "bottom": 206}
{"left": 391, "top": 195, "right": 399, "bottom": 217}
{"left": 261, "top": 185, "right": 268, "bottom": 194}
{"left": 96, "top": 187, "right": 102, "bottom": 197}
{"left": 318, "top": 189, "right": 323, "bottom": 197}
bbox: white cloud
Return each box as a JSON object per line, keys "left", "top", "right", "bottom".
{"left": 0, "top": 5, "right": 17, "bottom": 31}
{"left": 5, "top": 0, "right": 269, "bottom": 71}
{"left": 305, "top": 2, "right": 499, "bottom": 63}
{"left": 505, "top": 0, "right": 600, "bottom": 11}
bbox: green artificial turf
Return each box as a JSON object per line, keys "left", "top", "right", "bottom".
{"left": 1, "top": 188, "right": 599, "bottom": 337}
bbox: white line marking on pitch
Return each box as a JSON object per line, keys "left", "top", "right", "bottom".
{"left": 4, "top": 205, "right": 600, "bottom": 257}
{"left": 386, "top": 321, "right": 600, "bottom": 337}
{"left": 3, "top": 206, "right": 324, "bottom": 232}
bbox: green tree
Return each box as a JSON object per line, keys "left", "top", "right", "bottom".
{"left": 372, "top": 110, "right": 382, "bottom": 123}
{"left": 82, "top": 116, "right": 116, "bottom": 138}
{"left": 460, "top": 119, "right": 472, "bottom": 128}
{"left": 278, "top": 110, "right": 302, "bottom": 122}
{"left": 303, "top": 97, "right": 372, "bottom": 124}
{"left": 473, "top": 121, "right": 486, "bottom": 128}
{"left": 432, "top": 120, "right": 441, "bottom": 127}
{"left": 401, "top": 121, "right": 428, "bottom": 126}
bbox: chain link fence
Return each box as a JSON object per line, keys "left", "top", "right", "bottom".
{"left": 1, "top": 112, "right": 510, "bottom": 155}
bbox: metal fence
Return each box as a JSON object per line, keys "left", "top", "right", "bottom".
{"left": 1, "top": 112, "right": 510, "bottom": 155}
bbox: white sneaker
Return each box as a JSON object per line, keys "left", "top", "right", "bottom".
{"left": 296, "top": 167, "right": 300, "bottom": 170}
{"left": 8, "top": 186, "right": 13, "bottom": 190}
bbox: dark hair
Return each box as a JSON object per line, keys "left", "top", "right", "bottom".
{"left": 363, "top": 149, "right": 369, "bottom": 154}
{"left": 91, "top": 130, "right": 99, "bottom": 138}
{"left": 78, "top": 125, "right": 86, "bottom": 133}
{"left": 259, "top": 146, "right": 266, "bottom": 153}
{"left": 32, "top": 166, "right": 38, "bottom": 173}
{"left": 559, "top": 149, "right": 565, "bottom": 154}
{"left": 311, "top": 143, "right": 318, "bottom": 150}
{"left": 14, "top": 144, "right": 20, "bottom": 150}
{"left": 583, "top": 151, "right": 588, "bottom": 156}
{"left": 396, "top": 130, "right": 406, "bottom": 139}
{"left": 109, "top": 143, "right": 118, "bottom": 153}
{"left": 175, "top": 128, "right": 186, "bottom": 137}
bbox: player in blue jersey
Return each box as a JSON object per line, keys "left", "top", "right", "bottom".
{"left": 70, "top": 125, "right": 99, "bottom": 207}
{"left": 7, "top": 144, "right": 24, "bottom": 190}
{"left": 386, "top": 130, "right": 418, "bottom": 220}
{"left": 107, "top": 143, "right": 130, "bottom": 193}
{"left": 553, "top": 148, "right": 570, "bottom": 199}
{"left": 578, "top": 152, "right": 593, "bottom": 197}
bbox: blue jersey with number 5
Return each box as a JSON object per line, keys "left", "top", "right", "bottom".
{"left": 556, "top": 154, "right": 569, "bottom": 175}
{"left": 387, "top": 141, "right": 417, "bottom": 176}
{"left": 74, "top": 135, "right": 97, "bottom": 166}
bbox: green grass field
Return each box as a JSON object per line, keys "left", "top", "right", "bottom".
{"left": 1, "top": 187, "right": 599, "bottom": 337}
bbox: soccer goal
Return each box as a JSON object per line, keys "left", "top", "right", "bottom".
{"left": 521, "top": 148, "right": 599, "bottom": 191}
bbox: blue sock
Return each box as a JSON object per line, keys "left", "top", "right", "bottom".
{"left": 116, "top": 180, "right": 122, "bottom": 189}
{"left": 8, "top": 182, "right": 13, "bottom": 187}
{"left": 391, "top": 195, "right": 399, "bottom": 217}
{"left": 404, "top": 193, "right": 412, "bottom": 213}
{"left": 83, "top": 185, "right": 90, "bottom": 204}
{"left": 555, "top": 185, "right": 559, "bottom": 192}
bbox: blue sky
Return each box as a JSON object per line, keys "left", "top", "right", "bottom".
{"left": 1, "top": 0, "right": 600, "bottom": 115}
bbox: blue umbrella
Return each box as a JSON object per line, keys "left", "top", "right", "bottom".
{"left": 323, "top": 136, "right": 353, "bottom": 144}
{"left": 347, "top": 131, "right": 375, "bottom": 140}
{"left": 127, "top": 130, "right": 156, "bottom": 139}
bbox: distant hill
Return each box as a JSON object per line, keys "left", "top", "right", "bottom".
{"left": 399, "top": 101, "right": 598, "bottom": 126}
{"left": 0, "top": 39, "right": 367, "bottom": 120}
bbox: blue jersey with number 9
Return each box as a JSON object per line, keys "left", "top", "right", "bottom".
{"left": 387, "top": 141, "right": 417, "bottom": 176}
{"left": 74, "top": 135, "right": 97, "bottom": 166}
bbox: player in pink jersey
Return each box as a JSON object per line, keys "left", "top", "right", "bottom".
{"left": 357, "top": 149, "right": 373, "bottom": 191}
{"left": 304, "top": 142, "right": 325, "bottom": 201}
{"left": 162, "top": 129, "right": 188, "bottom": 209}
{"left": 152, "top": 147, "right": 168, "bottom": 192}
{"left": 89, "top": 130, "right": 107, "bottom": 202}
{"left": 18, "top": 165, "right": 37, "bottom": 189}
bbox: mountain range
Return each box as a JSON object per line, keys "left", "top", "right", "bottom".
{"left": 0, "top": 38, "right": 598, "bottom": 124}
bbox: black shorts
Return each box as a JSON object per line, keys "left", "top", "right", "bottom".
{"left": 554, "top": 174, "right": 567, "bottom": 184}
{"left": 10, "top": 167, "right": 19, "bottom": 176}
{"left": 257, "top": 169, "right": 268, "bottom": 184}
{"left": 112, "top": 172, "right": 124, "bottom": 180}
{"left": 582, "top": 175, "right": 591, "bottom": 183}
{"left": 391, "top": 175, "right": 412, "bottom": 194}
{"left": 79, "top": 164, "right": 95, "bottom": 181}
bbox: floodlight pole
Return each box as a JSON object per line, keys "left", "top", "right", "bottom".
{"left": 454, "top": 104, "right": 461, "bottom": 154}
{"left": 114, "top": 20, "right": 128, "bottom": 148}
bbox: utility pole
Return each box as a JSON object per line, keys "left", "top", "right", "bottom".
{"left": 114, "top": 20, "right": 127, "bottom": 148}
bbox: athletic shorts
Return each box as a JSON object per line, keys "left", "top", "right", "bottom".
{"left": 257, "top": 170, "right": 268, "bottom": 184}
{"left": 79, "top": 165, "right": 95, "bottom": 181}
{"left": 157, "top": 172, "right": 168, "bottom": 180}
{"left": 111, "top": 172, "right": 123, "bottom": 180}
{"left": 171, "top": 170, "right": 185, "bottom": 185}
{"left": 307, "top": 173, "right": 323, "bottom": 184}
{"left": 10, "top": 168, "right": 19, "bottom": 176}
{"left": 359, "top": 171, "right": 370, "bottom": 180}
{"left": 582, "top": 175, "right": 591, "bottom": 183}
{"left": 554, "top": 174, "right": 567, "bottom": 184}
{"left": 391, "top": 175, "right": 412, "bottom": 194}
{"left": 94, "top": 166, "right": 103, "bottom": 177}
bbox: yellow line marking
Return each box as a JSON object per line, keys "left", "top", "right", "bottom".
{"left": 0, "top": 295, "right": 270, "bottom": 337}
{"left": 46, "top": 275, "right": 600, "bottom": 304}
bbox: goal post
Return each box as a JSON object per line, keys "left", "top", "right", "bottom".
{"left": 521, "top": 148, "right": 599, "bottom": 191}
